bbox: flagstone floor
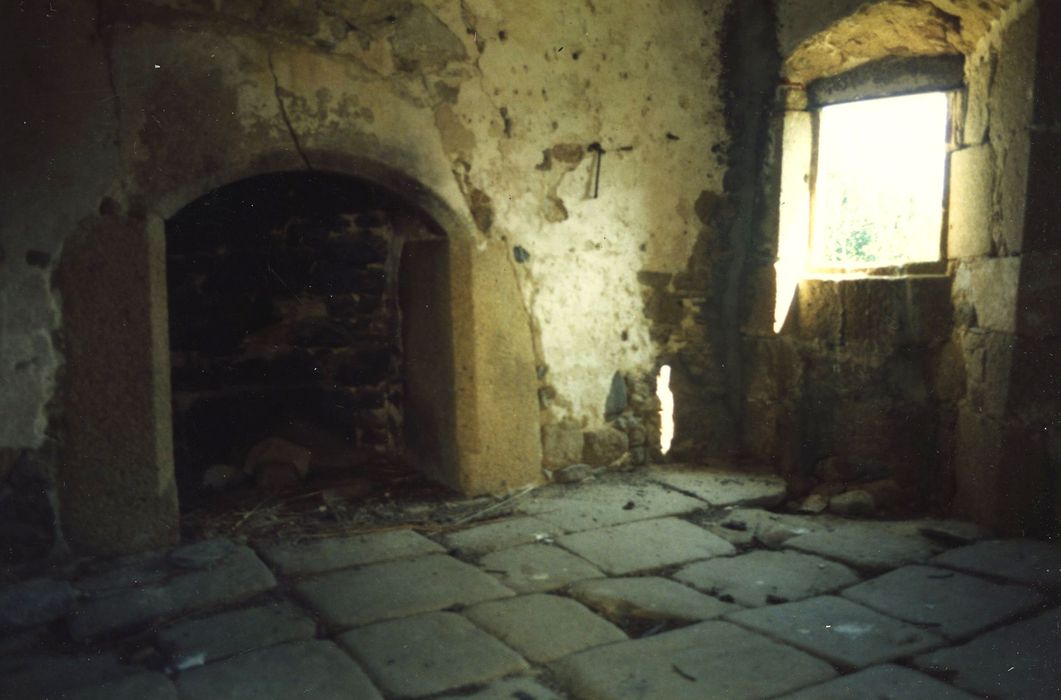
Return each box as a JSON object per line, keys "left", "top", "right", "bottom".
{"left": 1, "top": 468, "right": 1059, "bottom": 699}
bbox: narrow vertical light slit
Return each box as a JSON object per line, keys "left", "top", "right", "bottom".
{"left": 656, "top": 365, "right": 674, "bottom": 455}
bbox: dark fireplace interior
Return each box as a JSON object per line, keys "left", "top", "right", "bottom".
{"left": 166, "top": 172, "right": 441, "bottom": 512}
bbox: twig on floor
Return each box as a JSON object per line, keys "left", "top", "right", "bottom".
{"left": 450, "top": 484, "right": 538, "bottom": 527}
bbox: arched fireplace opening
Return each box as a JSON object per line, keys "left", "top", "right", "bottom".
{"left": 165, "top": 171, "right": 446, "bottom": 512}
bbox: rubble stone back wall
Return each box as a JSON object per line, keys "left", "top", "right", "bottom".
{"left": 166, "top": 173, "right": 415, "bottom": 504}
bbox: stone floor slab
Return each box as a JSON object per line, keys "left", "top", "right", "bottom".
{"left": 296, "top": 554, "right": 513, "bottom": 628}
{"left": 257, "top": 530, "right": 444, "bottom": 576}
{"left": 69, "top": 546, "right": 277, "bottom": 640}
{"left": 176, "top": 640, "right": 381, "bottom": 700}
{"left": 842, "top": 565, "right": 1044, "bottom": 639}
{"left": 0, "top": 653, "right": 136, "bottom": 699}
{"left": 552, "top": 620, "right": 836, "bottom": 700}
{"left": 775, "top": 664, "right": 978, "bottom": 700}
{"left": 441, "top": 516, "right": 558, "bottom": 556}
{"left": 339, "top": 611, "right": 529, "bottom": 699}
{"left": 569, "top": 576, "right": 740, "bottom": 624}
{"left": 157, "top": 601, "right": 317, "bottom": 666}
{"left": 914, "top": 606, "right": 1061, "bottom": 700}
{"left": 464, "top": 594, "right": 626, "bottom": 663}
{"left": 784, "top": 526, "right": 940, "bottom": 572}
{"left": 728, "top": 595, "right": 943, "bottom": 669}
{"left": 66, "top": 672, "right": 177, "bottom": 700}
{"left": 479, "top": 544, "right": 603, "bottom": 593}
{"left": 930, "top": 538, "right": 1061, "bottom": 589}
{"left": 648, "top": 467, "right": 787, "bottom": 507}
{"left": 0, "top": 577, "right": 78, "bottom": 631}
{"left": 438, "top": 677, "right": 563, "bottom": 699}
{"left": 519, "top": 481, "right": 706, "bottom": 532}
{"left": 697, "top": 508, "right": 828, "bottom": 547}
{"left": 675, "top": 549, "right": 858, "bottom": 607}
{"left": 557, "top": 517, "right": 735, "bottom": 575}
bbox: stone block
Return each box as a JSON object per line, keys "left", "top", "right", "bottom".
{"left": 464, "top": 594, "right": 626, "bottom": 663}
{"left": 839, "top": 279, "right": 903, "bottom": 346}
{"left": 727, "top": 596, "right": 943, "bottom": 669}
{"left": 540, "top": 422, "right": 584, "bottom": 469}
{"left": 1016, "top": 249, "right": 1061, "bottom": 339}
{"left": 648, "top": 467, "right": 787, "bottom": 507}
{"left": 948, "top": 145, "right": 995, "bottom": 259}
{"left": 1023, "top": 132, "right": 1061, "bottom": 253}
{"left": 437, "top": 677, "right": 563, "bottom": 700}
{"left": 931, "top": 539, "right": 1061, "bottom": 590}
{"left": 294, "top": 554, "right": 513, "bottom": 628}
{"left": 914, "top": 606, "right": 1061, "bottom": 700}
{"left": 478, "top": 544, "right": 603, "bottom": 593}
{"left": 828, "top": 489, "right": 876, "bottom": 516}
{"left": 441, "top": 516, "right": 557, "bottom": 557}
{"left": 0, "top": 653, "right": 138, "bottom": 698}
{"left": 776, "top": 664, "right": 979, "bottom": 700}
{"left": 842, "top": 565, "right": 1043, "bottom": 639}
{"left": 175, "top": 640, "right": 381, "bottom": 700}
{"left": 581, "top": 426, "right": 629, "bottom": 467}
{"left": 65, "top": 672, "right": 177, "bottom": 700}
{"left": 676, "top": 550, "right": 858, "bottom": 607}
{"left": 557, "top": 517, "right": 735, "bottom": 575}
{"left": 795, "top": 279, "right": 842, "bottom": 343}
{"left": 519, "top": 481, "right": 706, "bottom": 532}
{"left": 69, "top": 545, "right": 277, "bottom": 640}
{"left": 784, "top": 525, "right": 939, "bottom": 573}
{"left": 994, "top": 131, "right": 1031, "bottom": 255}
{"left": 552, "top": 620, "right": 836, "bottom": 700}
{"left": 967, "top": 257, "right": 1020, "bottom": 332}
{"left": 569, "top": 576, "right": 740, "bottom": 624}
{"left": 0, "top": 578, "right": 77, "bottom": 632}
{"left": 157, "top": 602, "right": 317, "bottom": 666}
{"left": 339, "top": 612, "right": 527, "bottom": 699}
{"left": 257, "top": 529, "right": 444, "bottom": 576}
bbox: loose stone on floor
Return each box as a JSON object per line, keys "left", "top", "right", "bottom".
{"left": 175, "top": 640, "right": 381, "bottom": 700}
{"left": 914, "top": 606, "right": 1061, "bottom": 700}
{"left": 930, "top": 538, "right": 1061, "bottom": 589}
{"left": 519, "top": 481, "right": 707, "bottom": 532}
{"left": 842, "top": 565, "right": 1044, "bottom": 639}
{"left": 675, "top": 549, "right": 859, "bottom": 607}
{"left": 478, "top": 544, "right": 604, "bottom": 593}
{"left": 569, "top": 576, "right": 741, "bottom": 624}
{"left": 295, "top": 553, "right": 514, "bottom": 628}
{"left": 728, "top": 595, "right": 944, "bottom": 669}
{"left": 257, "top": 529, "right": 444, "bottom": 576}
{"left": 552, "top": 620, "right": 836, "bottom": 700}
{"left": 464, "top": 594, "right": 626, "bottom": 663}
{"left": 775, "top": 664, "right": 980, "bottom": 700}
{"left": 156, "top": 601, "right": 317, "bottom": 667}
{"left": 338, "top": 612, "right": 529, "bottom": 698}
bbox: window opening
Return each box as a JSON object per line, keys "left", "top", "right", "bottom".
{"left": 811, "top": 91, "right": 948, "bottom": 269}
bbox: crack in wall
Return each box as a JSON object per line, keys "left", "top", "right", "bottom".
{"left": 267, "top": 51, "right": 314, "bottom": 170}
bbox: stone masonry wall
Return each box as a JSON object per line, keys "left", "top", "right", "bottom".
{"left": 1, "top": 0, "right": 733, "bottom": 558}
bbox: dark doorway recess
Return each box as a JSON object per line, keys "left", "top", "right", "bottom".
{"left": 166, "top": 171, "right": 442, "bottom": 513}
